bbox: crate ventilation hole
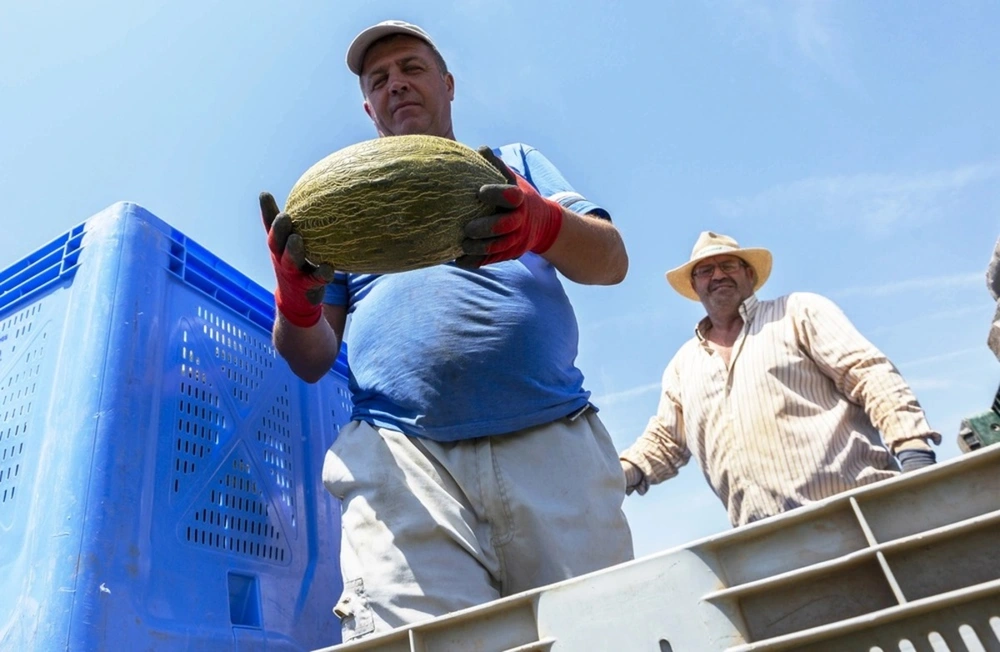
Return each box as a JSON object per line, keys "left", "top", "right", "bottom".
{"left": 869, "top": 616, "right": 1000, "bottom": 651}
{"left": 185, "top": 457, "right": 287, "bottom": 562}
{"left": 173, "top": 306, "right": 292, "bottom": 560}
{"left": 0, "top": 303, "right": 46, "bottom": 510}
{"left": 331, "top": 385, "right": 351, "bottom": 435}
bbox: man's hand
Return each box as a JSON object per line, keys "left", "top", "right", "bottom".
{"left": 455, "top": 147, "right": 564, "bottom": 268}
{"left": 261, "top": 192, "right": 334, "bottom": 328}
{"left": 622, "top": 459, "right": 646, "bottom": 496}
{"left": 897, "top": 449, "right": 936, "bottom": 473}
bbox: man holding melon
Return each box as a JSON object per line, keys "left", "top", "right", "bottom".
{"left": 260, "top": 20, "right": 634, "bottom": 643}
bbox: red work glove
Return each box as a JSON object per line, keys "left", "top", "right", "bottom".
{"left": 455, "top": 147, "right": 564, "bottom": 268}
{"left": 260, "top": 192, "right": 334, "bottom": 328}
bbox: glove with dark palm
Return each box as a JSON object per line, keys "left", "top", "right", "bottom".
{"left": 260, "top": 192, "right": 334, "bottom": 328}
{"left": 897, "top": 449, "right": 936, "bottom": 472}
{"left": 456, "top": 147, "right": 564, "bottom": 268}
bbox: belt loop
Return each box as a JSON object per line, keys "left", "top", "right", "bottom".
{"left": 567, "top": 403, "right": 593, "bottom": 421}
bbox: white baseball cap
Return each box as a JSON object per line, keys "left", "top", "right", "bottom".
{"left": 346, "top": 20, "right": 440, "bottom": 75}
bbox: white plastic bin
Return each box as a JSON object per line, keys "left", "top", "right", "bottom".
{"left": 316, "top": 444, "right": 1000, "bottom": 652}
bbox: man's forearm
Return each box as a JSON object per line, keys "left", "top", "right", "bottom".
{"left": 541, "top": 209, "right": 628, "bottom": 285}
{"left": 846, "top": 361, "right": 942, "bottom": 453}
{"left": 846, "top": 361, "right": 941, "bottom": 453}
{"left": 273, "top": 311, "right": 342, "bottom": 383}
{"left": 620, "top": 416, "right": 690, "bottom": 488}
{"left": 795, "top": 293, "right": 942, "bottom": 453}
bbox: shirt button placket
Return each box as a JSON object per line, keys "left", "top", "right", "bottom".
{"left": 725, "top": 370, "right": 734, "bottom": 424}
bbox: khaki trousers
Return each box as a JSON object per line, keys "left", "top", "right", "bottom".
{"left": 322, "top": 409, "right": 634, "bottom": 642}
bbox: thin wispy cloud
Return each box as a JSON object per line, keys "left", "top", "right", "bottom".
{"left": 906, "top": 377, "right": 956, "bottom": 392}
{"left": 899, "top": 346, "right": 985, "bottom": 369}
{"left": 788, "top": 1, "right": 848, "bottom": 82}
{"left": 723, "top": 0, "right": 856, "bottom": 87}
{"left": 591, "top": 382, "right": 660, "bottom": 408}
{"left": 715, "top": 163, "right": 1000, "bottom": 236}
{"left": 868, "top": 303, "right": 990, "bottom": 336}
{"left": 581, "top": 307, "right": 674, "bottom": 336}
{"left": 832, "top": 272, "right": 983, "bottom": 299}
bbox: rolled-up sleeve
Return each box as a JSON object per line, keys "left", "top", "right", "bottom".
{"left": 791, "top": 292, "right": 941, "bottom": 452}
{"left": 322, "top": 272, "right": 350, "bottom": 306}
{"left": 496, "top": 143, "right": 611, "bottom": 221}
{"left": 620, "top": 358, "right": 692, "bottom": 491}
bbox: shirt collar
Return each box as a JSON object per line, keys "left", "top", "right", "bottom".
{"left": 739, "top": 293, "right": 760, "bottom": 322}
{"left": 695, "top": 293, "right": 760, "bottom": 342}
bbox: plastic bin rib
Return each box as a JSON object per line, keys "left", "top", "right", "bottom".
{"left": 320, "top": 444, "right": 1000, "bottom": 652}
{"left": 724, "top": 578, "right": 1000, "bottom": 652}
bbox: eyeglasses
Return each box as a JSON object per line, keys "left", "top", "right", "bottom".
{"left": 691, "top": 260, "right": 746, "bottom": 279}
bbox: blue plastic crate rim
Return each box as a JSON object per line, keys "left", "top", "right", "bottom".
{"left": 0, "top": 203, "right": 348, "bottom": 378}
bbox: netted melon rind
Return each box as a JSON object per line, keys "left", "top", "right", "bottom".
{"left": 285, "top": 135, "right": 507, "bottom": 274}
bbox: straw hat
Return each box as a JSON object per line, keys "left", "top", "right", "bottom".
{"left": 666, "top": 231, "right": 772, "bottom": 301}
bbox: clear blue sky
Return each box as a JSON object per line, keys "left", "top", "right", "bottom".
{"left": 2, "top": 1, "right": 998, "bottom": 558}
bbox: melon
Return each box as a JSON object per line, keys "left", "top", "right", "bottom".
{"left": 284, "top": 135, "right": 507, "bottom": 274}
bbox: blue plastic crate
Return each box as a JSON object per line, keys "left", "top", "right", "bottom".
{"left": 0, "top": 202, "right": 351, "bottom": 650}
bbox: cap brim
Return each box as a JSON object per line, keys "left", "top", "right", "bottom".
{"left": 346, "top": 24, "right": 435, "bottom": 75}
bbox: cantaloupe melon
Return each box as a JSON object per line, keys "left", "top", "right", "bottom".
{"left": 285, "top": 135, "right": 506, "bottom": 274}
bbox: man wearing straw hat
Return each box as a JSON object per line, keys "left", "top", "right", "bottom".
{"left": 619, "top": 231, "right": 941, "bottom": 527}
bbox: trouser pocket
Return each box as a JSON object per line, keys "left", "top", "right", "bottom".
{"left": 333, "top": 577, "right": 375, "bottom": 642}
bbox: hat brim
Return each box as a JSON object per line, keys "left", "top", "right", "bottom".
{"left": 346, "top": 23, "right": 436, "bottom": 75}
{"left": 665, "top": 248, "right": 773, "bottom": 301}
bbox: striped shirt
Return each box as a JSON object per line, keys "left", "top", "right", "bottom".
{"left": 620, "top": 292, "right": 941, "bottom": 527}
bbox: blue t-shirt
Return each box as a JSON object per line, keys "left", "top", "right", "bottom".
{"left": 323, "top": 143, "right": 611, "bottom": 441}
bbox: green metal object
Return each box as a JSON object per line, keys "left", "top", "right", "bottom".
{"left": 957, "top": 383, "right": 1000, "bottom": 452}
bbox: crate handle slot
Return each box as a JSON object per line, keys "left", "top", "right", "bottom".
{"left": 167, "top": 232, "right": 276, "bottom": 333}
{"left": 0, "top": 224, "right": 84, "bottom": 317}
{"left": 228, "top": 572, "right": 262, "bottom": 627}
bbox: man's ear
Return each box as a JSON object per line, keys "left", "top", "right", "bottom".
{"left": 445, "top": 72, "right": 455, "bottom": 101}
{"left": 363, "top": 100, "right": 388, "bottom": 137}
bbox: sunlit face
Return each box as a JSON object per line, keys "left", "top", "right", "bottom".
{"left": 690, "top": 254, "right": 756, "bottom": 312}
{"left": 360, "top": 36, "right": 455, "bottom": 138}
